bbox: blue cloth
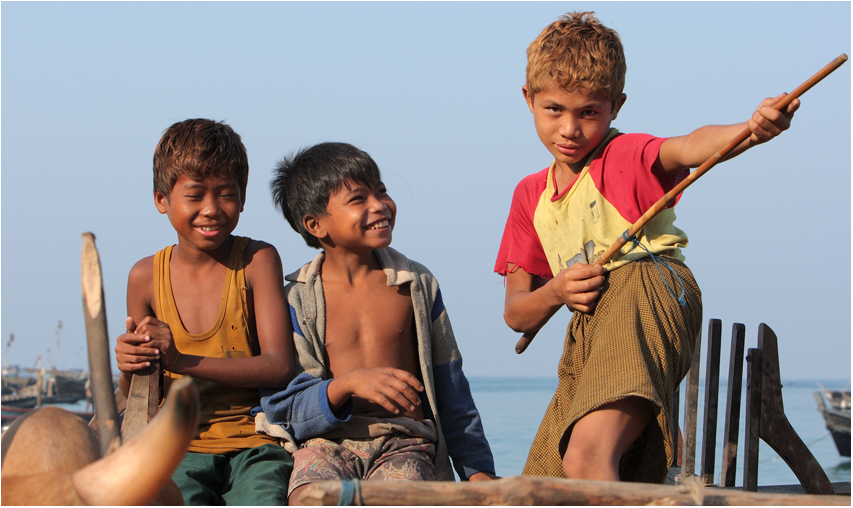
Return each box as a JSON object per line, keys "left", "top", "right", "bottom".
{"left": 254, "top": 373, "right": 353, "bottom": 442}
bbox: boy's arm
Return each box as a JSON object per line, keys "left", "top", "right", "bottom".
{"left": 503, "top": 262, "right": 605, "bottom": 334}
{"left": 424, "top": 276, "right": 496, "bottom": 480}
{"left": 115, "top": 257, "right": 160, "bottom": 396}
{"left": 163, "top": 241, "right": 294, "bottom": 388}
{"left": 657, "top": 94, "right": 799, "bottom": 174}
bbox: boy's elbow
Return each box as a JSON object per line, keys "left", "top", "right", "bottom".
{"left": 503, "top": 310, "right": 526, "bottom": 334}
{"left": 275, "top": 364, "right": 294, "bottom": 387}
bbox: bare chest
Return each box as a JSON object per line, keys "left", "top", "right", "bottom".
{"left": 323, "top": 280, "right": 418, "bottom": 373}
{"left": 168, "top": 264, "right": 228, "bottom": 335}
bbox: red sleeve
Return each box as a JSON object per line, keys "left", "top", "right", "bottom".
{"left": 494, "top": 168, "right": 553, "bottom": 280}
{"left": 590, "top": 133, "right": 689, "bottom": 223}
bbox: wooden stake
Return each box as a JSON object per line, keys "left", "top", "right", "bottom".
{"left": 81, "top": 232, "right": 122, "bottom": 455}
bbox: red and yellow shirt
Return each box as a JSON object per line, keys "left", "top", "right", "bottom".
{"left": 495, "top": 130, "right": 690, "bottom": 279}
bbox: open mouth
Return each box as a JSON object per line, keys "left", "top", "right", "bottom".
{"left": 196, "top": 225, "right": 221, "bottom": 232}
{"left": 367, "top": 220, "right": 389, "bottom": 230}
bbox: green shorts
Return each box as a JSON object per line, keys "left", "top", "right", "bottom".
{"left": 172, "top": 443, "right": 293, "bottom": 505}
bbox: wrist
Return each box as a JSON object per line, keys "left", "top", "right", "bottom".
{"left": 326, "top": 375, "right": 353, "bottom": 410}
{"left": 162, "top": 349, "right": 181, "bottom": 371}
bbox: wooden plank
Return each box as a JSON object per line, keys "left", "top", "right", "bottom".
{"left": 720, "top": 322, "right": 745, "bottom": 487}
{"left": 700, "top": 318, "right": 722, "bottom": 486}
{"left": 296, "top": 476, "right": 850, "bottom": 506}
{"left": 744, "top": 347, "right": 762, "bottom": 491}
{"left": 680, "top": 330, "right": 702, "bottom": 478}
{"left": 756, "top": 324, "right": 835, "bottom": 495}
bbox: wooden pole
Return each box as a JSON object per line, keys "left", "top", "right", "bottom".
{"left": 515, "top": 53, "right": 848, "bottom": 354}
{"left": 81, "top": 232, "right": 122, "bottom": 455}
{"left": 296, "top": 475, "right": 849, "bottom": 506}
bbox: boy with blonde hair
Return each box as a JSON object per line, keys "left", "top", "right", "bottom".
{"left": 115, "top": 118, "right": 294, "bottom": 504}
{"left": 496, "top": 12, "right": 798, "bottom": 483}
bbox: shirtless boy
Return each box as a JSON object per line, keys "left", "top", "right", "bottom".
{"left": 115, "top": 119, "right": 294, "bottom": 504}
{"left": 495, "top": 12, "right": 798, "bottom": 483}
{"left": 259, "top": 142, "right": 496, "bottom": 504}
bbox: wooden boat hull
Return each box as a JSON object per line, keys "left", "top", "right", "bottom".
{"left": 814, "top": 390, "right": 851, "bottom": 457}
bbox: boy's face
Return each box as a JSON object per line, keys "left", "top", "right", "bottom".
{"left": 155, "top": 174, "right": 243, "bottom": 253}
{"left": 523, "top": 82, "right": 626, "bottom": 177}
{"left": 306, "top": 179, "right": 396, "bottom": 254}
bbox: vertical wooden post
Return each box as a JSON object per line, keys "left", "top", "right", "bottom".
{"left": 720, "top": 323, "right": 745, "bottom": 487}
{"left": 680, "top": 330, "right": 702, "bottom": 478}
{"left": 81, "top": 232, "right": 122, "bottom": 455}
{"left": 670, "top": 385, "right": 680, "bottom": 467}
{"left": 700, "top": 319, "right": 722, "bottom": 486}
{"left": 743, "top": 347, "right": 762, "bottom": 491}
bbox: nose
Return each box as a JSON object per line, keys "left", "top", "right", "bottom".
{"left": 367, "top": 194, "right": 387, "bottom": 212}
{"left": 201, "top": 196, "right": 221, "bottom": 216}
{"left": 558, "top": 115, "right": 581, "bottom": 139}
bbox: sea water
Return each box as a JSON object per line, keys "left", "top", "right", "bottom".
{"left": 469, "top": 376, "right": 851, "bottom": 486}
{"left": 58, "top": 377, "right": 850, "bottom": 487}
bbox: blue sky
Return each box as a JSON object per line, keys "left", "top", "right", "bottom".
{"left": 2, "top": 2, "right": 850, "bottom": 381}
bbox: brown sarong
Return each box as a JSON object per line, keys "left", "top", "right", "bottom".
{"left": 523, "top": 256, "right": 701, "bottom": 483}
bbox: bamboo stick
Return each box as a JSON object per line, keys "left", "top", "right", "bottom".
{"left": 515, "top": 54, "right": 848, "bottom": 355}
{"left": 296, "top": 476, "right": 849, "bottom": 506}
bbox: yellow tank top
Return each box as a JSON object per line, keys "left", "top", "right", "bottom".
{"left": 155, "top": 236, "right": 277, "bottom": 453}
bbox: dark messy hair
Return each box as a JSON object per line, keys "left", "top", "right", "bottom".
{"left": 153, "top": 118, "right": 249, "bottom": 202}
{"left": 270, "top": 142, "right": 382, "bottom": 249}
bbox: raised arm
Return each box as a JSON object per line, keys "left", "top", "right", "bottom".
{"left": 656, "top": 94, "right": 799, "bottom": 174}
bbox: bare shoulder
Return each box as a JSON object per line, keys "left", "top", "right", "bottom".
{"left": 243, "top": 239, "right": 284, "bottom": 282}
{"left": 126, "top": 255, "right": 156, "bottom": 314}
{"left": 127, "top": 255, "right": 155, "bottom": 287}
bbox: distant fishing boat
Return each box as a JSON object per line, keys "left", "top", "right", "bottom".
{"left": 813, "top": 388, "right": 851, "bottom": 457}
{"left": 1, "top": 366, "right": 89, "bottom": 408}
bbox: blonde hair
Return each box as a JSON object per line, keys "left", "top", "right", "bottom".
{"left": 526, "top": 11, "right": 626, "bottom": 102}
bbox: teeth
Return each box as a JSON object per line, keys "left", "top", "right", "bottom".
{"left": 369, "top": 220, "right": 389, "bottom": 230}
{"left": 198, "top": 226, "right": 220, "bottom": 232}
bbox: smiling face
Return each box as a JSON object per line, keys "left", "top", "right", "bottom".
{"left": 306, "top": 179, "right": 396, "bottom": 254}
{"left": 155, "top": 174, "right": 242, "bottom": 254}
{"left": 524, "top": 82, "right": 626, "bottom": 180}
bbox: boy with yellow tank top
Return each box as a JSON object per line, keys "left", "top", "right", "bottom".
{"left": 115, "top": 119, "right": 295, "bottom": 505}
{"left": 496, "top": 12, "right": 799, "bottom": 483}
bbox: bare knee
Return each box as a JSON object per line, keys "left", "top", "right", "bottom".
{"left": 562, "top": 439, "right": 619, "bottom": 481}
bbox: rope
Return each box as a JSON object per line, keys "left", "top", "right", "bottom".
{"left": 337, "top": 478, "right": 362, "bottom": 506}
{"left": 621, "top": 231, "right": 687, "bottom": 307}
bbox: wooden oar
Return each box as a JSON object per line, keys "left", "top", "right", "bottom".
{"left": 81, "top": 232, "right": 122, "bottom": 454}
{"left": 516, "top": 54, "right": 848, "bottom": 355}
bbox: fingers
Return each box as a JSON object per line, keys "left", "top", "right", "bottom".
{"left": 354, "top": 368, "right": 424, "bottom": 415}
{"left": 115, "top": 332, "right": 160, "bottom": 372}
{"left": 555, "top": 263, "right": 606, "bottom": 312}
{"left": 125, "top": 316, "right": 137, "bottom": 333}
{"left": 750, "top": 94, "right": 798, "bottom": 143}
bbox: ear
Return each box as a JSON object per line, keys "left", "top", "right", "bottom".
{"left": 611, "top": 93, "right": 627, "bottom": 121}
{"left": 154, "top": 191, "right": 169, "bottom": 214}
{"left": 522, "top": 85, "right": 535, "bottom": 113}
{"left": 303, "top": 215, "right": 326, "bottom": 242}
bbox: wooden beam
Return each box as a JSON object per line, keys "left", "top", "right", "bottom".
{"left": 296, "top": 476, "right": 849, "bottom": 506}
{"left": 700, "top": 319, "right": 722, "bottom": 485}
{"left": 720, "top": 323, "right": 745, "bottom": 487}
